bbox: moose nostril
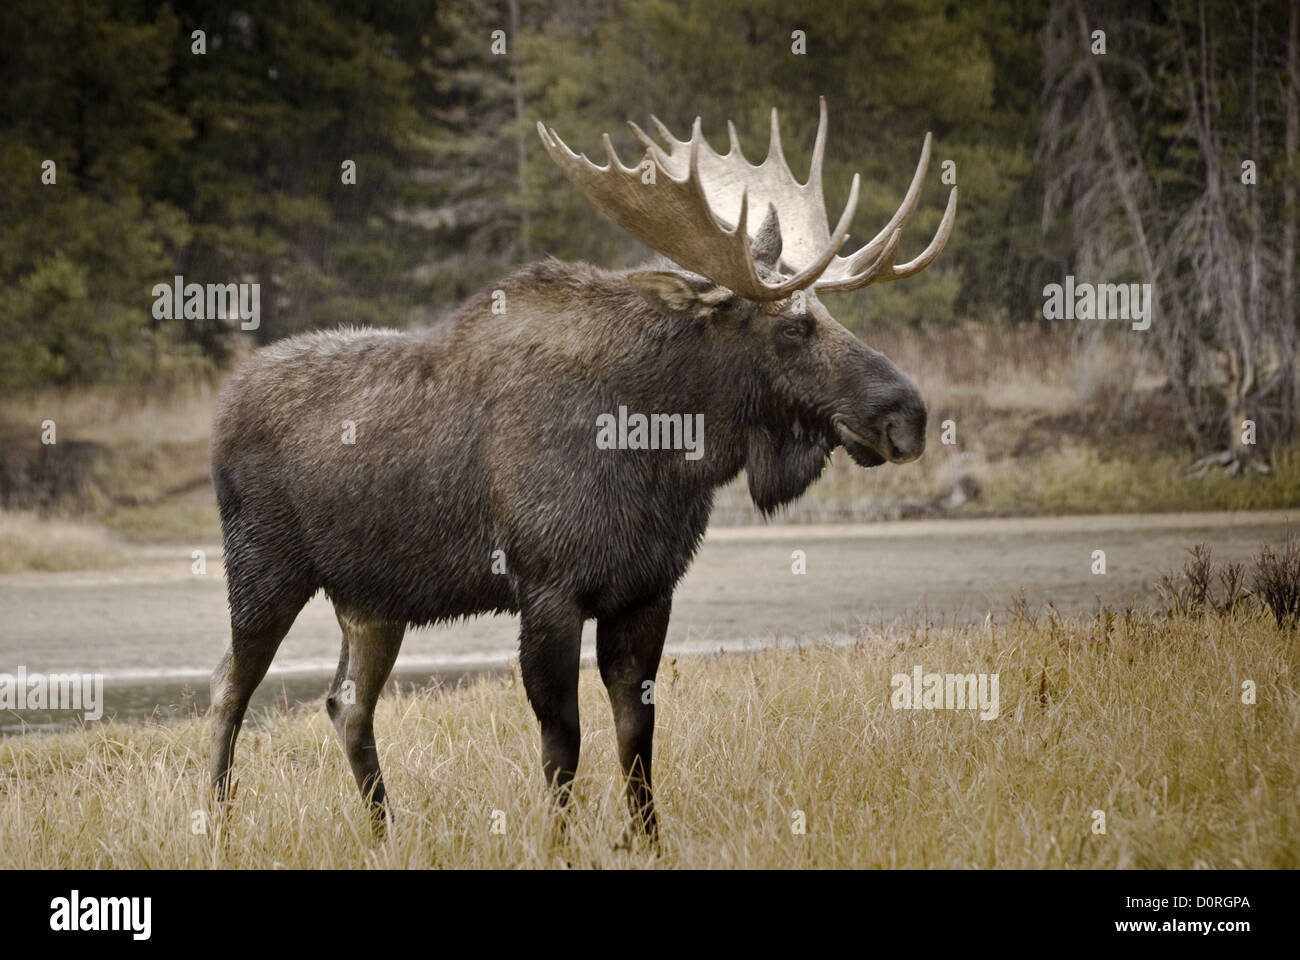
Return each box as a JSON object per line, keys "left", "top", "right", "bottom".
{"left": 885, "top": 415, "right": 925, "bottom": 462}
{"left": 884, "top": 422, "right": 904, "bottom": 459}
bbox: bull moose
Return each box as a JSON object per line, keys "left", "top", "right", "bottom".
{"left": 209, "top": 100, "right": 956, "bottom": 841}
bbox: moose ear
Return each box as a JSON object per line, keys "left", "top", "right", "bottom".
{"left": 749, "top": 204, "right": 783, "bottom": 269}
{"left": 627, "top": 271, "right": 732, "bottom": 316}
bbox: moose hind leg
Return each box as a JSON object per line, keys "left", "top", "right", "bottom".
{"left": 210, "top": 473, "right": 316, "bottom": 806}
{"left": 210, "top": 607, "right": 303, "bottom": 804}
{"left": 326, "top": 605, "right": 405, "bottom": 835}
{"left": 597, "top": 595, "right": 670, "bottom": 843}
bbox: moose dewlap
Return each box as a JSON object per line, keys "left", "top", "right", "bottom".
{"left": 209, "top": 100, "right": 956, "bottom": 841}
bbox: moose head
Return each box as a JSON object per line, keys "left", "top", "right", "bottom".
{"left": 538, "top": 99, "right": 957, "bottom": 506}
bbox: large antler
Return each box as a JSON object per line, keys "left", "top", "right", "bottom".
{"left": 537, "top": 98, "right": 957, "bottom": 301}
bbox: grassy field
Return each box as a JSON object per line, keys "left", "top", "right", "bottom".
{"left": 2, "top": 605, "right": 1295, "bottom": 869}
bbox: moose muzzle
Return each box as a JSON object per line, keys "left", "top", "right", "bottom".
{"left": 834, "top": 350, "right": 927, "bottom": 466}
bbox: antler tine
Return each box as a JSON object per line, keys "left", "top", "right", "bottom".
{"left": 770, "top": 173, "right": 858, "bottom": 295}
{"left": 814, "top": 133, "right": 956, "bottom": 293}
{"left": 538, "top": 121, "right": 589, "bottom": 171}
{"left": 602, "top": 133, "right": 634, "bottom": 174}
{"left": 626, "top": 120, "right": 671, "bottom": 170}
{"left": 820, "top": 185, "right": 957, "bottom": 291}
{"left": 536, "top": 120, "right": 553, "bottom": 152}
{"left": 767, "top": 106, "right": 787, "bottom": 170}
{"left": 627, "top": 120, "right": 655, "bottom": 150}
{"left": 650, "top": 115, "right": 678, "bottom": 146}
{"left": 687, "top": 117, "right": 728, "bottom": 234}
{"left": 831, "top": 228, "right": 903, "bottom": 290}
{"left": 808, "top": 97, "right": 828, "bottom": 192}
{"left": 846, "top": 133, "right": 932, "bottom": 272}
{"left": 878, "top": 185, "right": 958, "bottom": 282}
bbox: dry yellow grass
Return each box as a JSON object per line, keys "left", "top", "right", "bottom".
{"left": 0, "top": 510, "right": 124, "bottom": 573}
{"left": 0, "top": 381, "right": 215, "bottom": 452}
{"left": 2, "top": 608, "right": 1294, "bottom": 868}
{"left": 0, "top": 383, "right": 220, "bottom": 550}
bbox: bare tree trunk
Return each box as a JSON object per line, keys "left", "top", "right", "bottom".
{"left": 1286, "top": 0, "right": 1299, "bottom": 338}
{"left": 508, "top": 0, "right": 530, "bottom": 258}
{"left": 1280, "top": 0, "right": 1299, "bottom": 440}
{"left": 1071, "top": 0, "right": 1156, "bottom": 284}
{"left": 1175, "top": 1, "right": 1253, "bottom": 463}
{"left": 1069, "top": 0, "right": 1207, "bottom": 445}
{"left": 1234, "top": 0, "right": 1263, "bottom": 464}
{"left": 1047, "top": 0, "right": 1293, "bottom": 467}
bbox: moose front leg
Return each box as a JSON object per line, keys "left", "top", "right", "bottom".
{"left": 597, "top": 594, "right": 670, "bottom": 843}
{"left": 325, "top": 606, "right": 405, "bottom": 837}
{"left": 518, "top": 592, "right": 584, "bottom": 814}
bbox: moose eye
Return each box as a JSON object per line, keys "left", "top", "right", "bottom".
{"left": 780, "top": 320, "right": 807, "bottom": 342}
